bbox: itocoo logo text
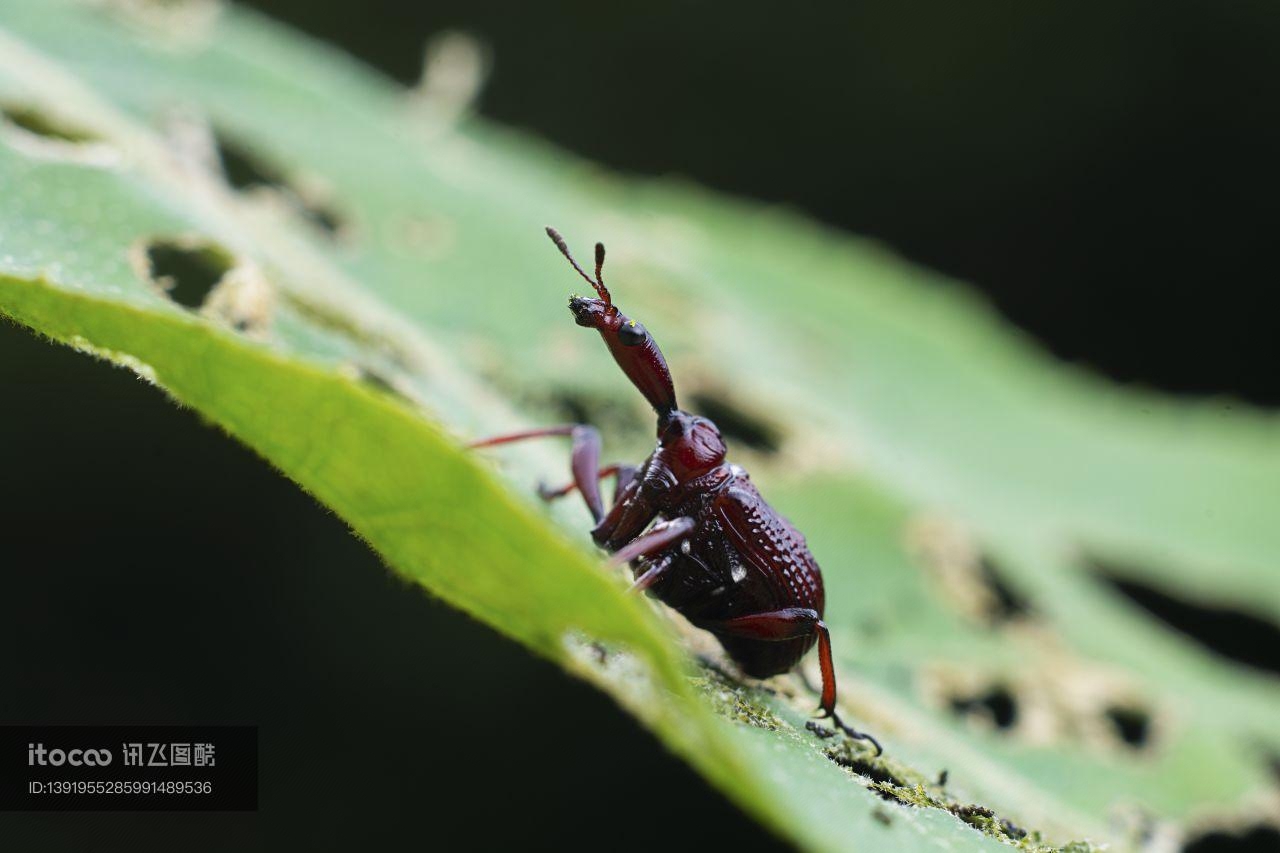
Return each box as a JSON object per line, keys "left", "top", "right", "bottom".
{"left": 27, "top": 743, "right": 113, "bottom": 766}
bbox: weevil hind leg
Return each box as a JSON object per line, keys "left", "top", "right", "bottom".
{"left": 707, "top": 609, "right": 884, "bottom": 756}
{"left": 813, "top": 620, "right": 882, "bottom": 756}
{"left": 827, "top": 712, "right": 883, "bottom": 756}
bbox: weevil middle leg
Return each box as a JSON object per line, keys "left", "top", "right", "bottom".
{"left": 538, "top": 464, "right": 638, "bottom": 506}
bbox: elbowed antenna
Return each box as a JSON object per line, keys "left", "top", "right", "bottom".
{"left": 546, "top": 226, "right": 611, "bottom": 307}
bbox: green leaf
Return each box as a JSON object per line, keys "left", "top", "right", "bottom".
{"left": 2, "top": 3, "right": 1277, "bottom": 850}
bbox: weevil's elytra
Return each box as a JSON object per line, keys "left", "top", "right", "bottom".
{"left": 471, "top": 227, "right": 881, "bottom": 755}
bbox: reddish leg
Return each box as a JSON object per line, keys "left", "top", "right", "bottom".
{"left": 469, "top": 424, "right": 606, "bottom": 523}
{"left": 591, "top": 475, "right": 657, "bottom": 551}
{"left": 705, "top": 608, "right": 882, "bottom": 755}
{"left": 609, "top": 516, "right": 696, "bottom": 566}
{"left": 630, "top": 555, "right": 673, "bottom": 593}
{"left": 612, "top": 465, "right": 639, "bottom": 500}
{"left": 538, "top": 464, "right": 638, "bottom": 507}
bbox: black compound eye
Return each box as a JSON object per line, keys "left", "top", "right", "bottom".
{"left": 618, "top": 320, "right": 648, "bottom": 346}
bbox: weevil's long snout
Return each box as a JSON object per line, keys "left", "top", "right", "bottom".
{"left": 548, "top": 227, "right": 678, "bottom": 422}
{"left": 568, "top": 294, "right": 678, "bottom": 419}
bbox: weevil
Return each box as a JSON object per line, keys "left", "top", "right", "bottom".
{"left": 470, "top": 227, "right": 881, "bottom": 754}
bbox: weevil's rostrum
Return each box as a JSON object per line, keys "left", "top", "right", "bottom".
{"left": 471, "top": 227, "right": 880, "bottom": 754}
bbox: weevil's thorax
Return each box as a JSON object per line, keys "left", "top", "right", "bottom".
{"left": 656, "top": 410, "right": 727, "bottom": 485}
{"left": 623, "top": 411, "right": 730, "bottom": 519}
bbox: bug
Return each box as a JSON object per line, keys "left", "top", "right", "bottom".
{"left": 470, "top": 227, "right": 881, "bottom": 755}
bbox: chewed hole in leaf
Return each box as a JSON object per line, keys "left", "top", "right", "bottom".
{"left": 906, "top": 516, "right": 1034, "bottom": 626}
{"left": 977, "top": 555, "right": 1033, "bottom": 623}
{"left": 1182, "top": 825, "right": 1280, "bottom": 853}
{"left": 142, "top": 237, "right": 235, "bottom": 309}
{"left": 948, "top": 684, "right": 1018, "bottom": 730}
{"left": 690, "top": 392, "right": 782, "bottom": 454}
{"left": 925, "top": 661, "right": 1160, "bottom": 754}
{"left": 214, "top": 130, "right": 347, "bottom": 238}
{"left": 1093, "top": 563, "right": 1280, "bottom": 676}
{"left": 135, "top": 237, "right": 274, "bottom": 337}
{"left": 1, "top": 103, "right": 100, "bottom": 143}
{"left": 546, "top": 388, "right": 648, "bottom": 444}
{"left": 1105, "top": 704, "right": 1151, "bottom": 749}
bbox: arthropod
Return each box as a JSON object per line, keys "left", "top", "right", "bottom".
{"left": 471, "top": 228, "right": 880, "bottom": 754}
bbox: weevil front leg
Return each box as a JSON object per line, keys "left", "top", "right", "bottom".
{"left": 629, "top": 555, "right": 673, "bottom": 593}
{"left": 601, "top": 516, "right": 696, "bottom": 595}
{"left": 468, "top": 424, "right": 607, "bottom": 522}
{"left": 609, "top": 516, "right": 695, "bottom": 566}
{"left": 704, "top": 607, "right": 883, "bottom": 756}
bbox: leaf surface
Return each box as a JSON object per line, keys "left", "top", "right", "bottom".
{"left": 2, "top": 3, "right": 1277, "bottom": 850}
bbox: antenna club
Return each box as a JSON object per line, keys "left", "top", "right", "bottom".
{"left": 545, "top": 226, "right": 568, "bottom": 252}
{"left": 545, "top": 225, "right": 612, "bottom": 306}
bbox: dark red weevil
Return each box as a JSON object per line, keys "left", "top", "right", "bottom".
{"left": 470, "top": 227, "right": 881, "bottom": 755}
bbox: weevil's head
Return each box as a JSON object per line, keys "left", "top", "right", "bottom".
{"left": 548, "top": 227, "right": 679, "bottom": 428}
{"left": 567, "top": 293, "right": 612, "bottom": 329}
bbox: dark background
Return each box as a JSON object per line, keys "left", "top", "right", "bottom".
{"left": 4, "top": 1, "right": 1277, "bottom": 850}
{"left": 247, "top": 0, "right": 1279, "bottom": 405}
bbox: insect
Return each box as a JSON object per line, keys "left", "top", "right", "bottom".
{"left": 470, "top": 227, "right": 881, "bottom": 755}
